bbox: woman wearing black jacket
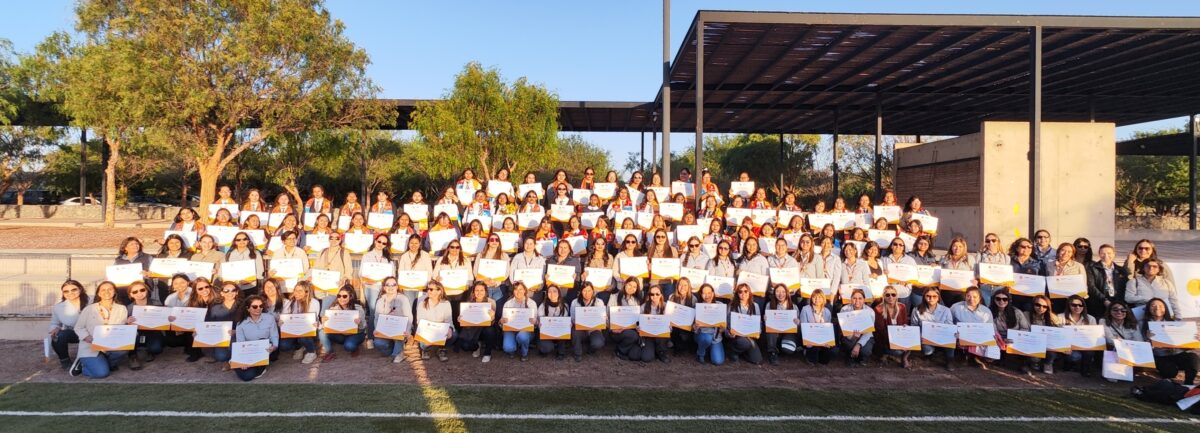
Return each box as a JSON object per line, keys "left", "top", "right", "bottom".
{"left": 1086, "top": 244, "right": 1129, "bottom": 319}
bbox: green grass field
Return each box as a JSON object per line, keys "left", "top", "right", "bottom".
{"left": 0, "top": 383, "right": 1195, "bottom": 433}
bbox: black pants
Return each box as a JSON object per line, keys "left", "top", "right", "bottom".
{"left": 51, "top": 329, "right": 79, "bottom": 361}
{"left": 457, "top": 325, "right": 499, "bottom": 357}
{"left": 536, "top": 338, "right": 568, "bottom": 356}
{"left": 163, "top": 331, "right": 200, "bottom": 357}
{"left": 613, "top": 329, "right": 640, "bottom": 359}
{"left": 727, "top": 336, "right": 763, "bottom": 364}
{"left": 235, "top": 366, "right": 267, "bottom": 381}
{"left": 762, "top": 332, "right": 798, "bottom": 356}
{"left": 1156, "top": 352, "right": 1200, "bottom": 385}
{"left": 670, "top": 328, "right": 693, "bottom": 354}
{"left": 805, "top": 345, "right": 835, "bottom": 364}
{"left": 627, "top": 337, "right": 666, "bottom": 362}
{"left": 572, "top": 330, "right": 605, "bottom": 357}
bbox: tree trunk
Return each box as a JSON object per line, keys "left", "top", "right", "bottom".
{"left": 285, "top": 182, "right": 302, "bottom": 212}
{"left": 197, "top": 157, "right": 222, "bottom": 224}
{"left": 103, "top": 138, "right": 121, "bottom": 228}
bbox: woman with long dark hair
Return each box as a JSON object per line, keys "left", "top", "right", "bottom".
{"left": 49, "top": 280, "right": 89, "bottom": 370}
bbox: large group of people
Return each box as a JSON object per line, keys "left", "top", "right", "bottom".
{"left": 48, "top": 167, "right": 1198, "bottom": 385}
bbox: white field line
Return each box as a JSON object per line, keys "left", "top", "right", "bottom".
{"left": 0, "top": 411, "right": 1196, "bottom": 423}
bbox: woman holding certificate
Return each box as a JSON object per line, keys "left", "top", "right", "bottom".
{"left": 976, "top": 234, "right": 1009, "bottom": 306}
{"left": 839, "top": 243, "right": 870, "bottom": 306}
{"left": 668, "top": 278, "right": 697, "bottom": 356}
{"left": 1059, "top": 294, "right": 1098, "bottom": 377}
{"left": 396, "top": 235, "right": 434, "bottom": 295}
{"left": 509, "top": 237, "right": 547, "bottom": 303}
{"left": 645, "top": 229, "right": 678, "bottom": 298}
{"left": 312, "top": 232, "right": 353, "bottom": 309}
{"left": 280, "top": 282, "right": 320, "bottom": 364}
{"left": 372, "top": 277, "right": 413, "bottom": 363}
{"left": 49, "top": 280, "right": 88, "bottom": 370}
{"left": 875, "top": 285, "right": 912, "bottom": 368}
{"left": 321, "top": 286, "right": 366, "bottom": 362}
{"left": 1028, "top": 295, "right": 1062, "bottom": 374}
{"left": 1143, "top": 298, "right": 1200, "bottom": 385}
{"left": 124, "top": 281, "right": 164, "bottom": 370}
{"left": 763, "top": 284, "right": 800, "bottom": 365}
{"left": 536, "top": 285, "right": 571, "bottom": 360}
{"left": 191, "top": 235, "right": 225, "bottom": 272}
{"left": 950, "top": 287, "right": 993, "bottom": 370}
{"left": 839, "top": 288, "right": 876, "bottom": 367}
{"left": 628, "top": 285, "right": 671, "bottom": 363}
{"left": 70, "top": 281, "right": 130, "bottom": 378}
{"left": 114, "top": 237, "right": 153, "bottom": 304}
{"left": 547, "top": 240, "right": 581, "bottom": 302}
{"left": 1088, "top": 245, "right": 1128, "bottom": 319}
{"left": 167, "top": 207, "right": 206, "bottom": 238}
{"left": 940, "top": 237, "right": 976, "bottom": 306}
{"left": 225, "top": 232, "right": 264, "bottom": 294}
{"left": 881, "top": 238, "right": 916, "bottom": 308}
{"left": 799, "top": 289, "right": 835, "bottom": 365}
{"left": 434, "top": 239, "right": 473, "bottom": 298}
{"left": 989, "top": 289, "right": 1030, "bottom": 374}
{"left": 910, "top": 287, "right": 955, "bottom": 371}
{"left": 610, "top": 278, "right": 645, "bottom": 361}
{"left": 416, "top": 281, "right": 455, "bottom": 362}
{"left": 1126, "top": 260, "right": 1181, "bottom": 318}
{"left": 233, "top": 295, "right": 278, "bottom": 381}
{"left": 457, "top": 282, "right": 498, "bottom": 363}
{"left": 205, "top": 281, "right": 241, "bottom": 367}
{"left": 363, "top": 234, "right": 397, "bottom": 319}
{"left": 474, "top": 234, "right": 510, "bottom": 302}
{"left": 269, "top": 230, "right": 309, "bottom": 285}
{"left": 1125, "top": 239, "right": 1175, "bottom": 282}
{"left": 501, "top": 282, "right": 538, "bottom": 362}
{"left": 1047, "top": 243, "right": 1085, "bottom": 313}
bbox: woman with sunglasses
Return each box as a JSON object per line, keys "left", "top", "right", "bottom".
{"left": 370, "top": 276, "right": 412, "bottom": 363}
{"left": 949, "top": 287, "right": 993, "bottom": 370}
{"left": 49, "top": 280, "right": 89, "bottom": 370}
{"left": 645, "top": 228, "right": 678, "bottom": 298}
{"left": 1126, "top": 259, "right": 1181, "bottom": 319}
{"left": 70, "top": 281, "right": 129, "bottom": 378}
{"left": 434, "top": 238, "right": 473, "bottom": 300}
{"left": 205, "top": 281, "right": 242, "bottom": 368}
{"left": 1059, "top": 294, "right": 1097, "bottom": 377}
{"left": 535, "top": 285, "right": 571, "bottom": 360}
{"left": 1025, "top": 294, "right": 1063, "bottom": 374}
{"left": 416, "top": 281, "right": 455, "bottom": 361}
{"left": 799, "top": 288, "right": 834, "bottom": 366}
{"left": 911, "top": 287, "right": 955, "bottom": 371}
{"left": 546, "top": 169, "right": 571, "bottom": 206}
{"left": 280, "top": 281, "right": 321, "bottom": 364}
{"left": 763, "top": 283, "right": 800, "bottom": 365}
{"left": 232, "top": 294, "right": 279, "bottom": 381}
{"left": 501, "top": 282, "right": 538, "bottom": 362}
{"left": 321, "top": 286, "right": 366, "bottom": 362}
{"left": 312, "top": 232, "right": 353, "bottom": 309}
{"left": 570, "top": 282, "right": 606, "bottom": 362}
{"left": 474, "top": 233, "right": 510, "bottom": 302}
{"left": 625, "top": 284, "right": 670, "bottom": 363}
{"left": 123, "top": 281, "right": 164, "bottom": 370}
{"left": 457, "top": 281, "right": 498, "bottom": 363}
{"left": 1099, "top": 302, "right": 1141, "bottom": 384}
{"left": 882, "top": 237, "right": 917, "bottom": 309}
{"left": 975, "top": 233, "right": 1008, "bottom": 307}
{"left": 1143, "top": 298, "right": 1200, "bottom": 385}
{"left": 988, "top": 288, "right": 1030, "bottom": 374}
{"left": 1125, "top": 239, "right": 1175, "bottom": 282}
{"left": 874, "top": 285, "right": 912, "bottom": 368}
{"left": 225, "top": 232, "right": 264, "bottom": 294}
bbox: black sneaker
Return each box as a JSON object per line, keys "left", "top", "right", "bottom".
{"left": 69, "top": 358, "right": 83, "bottom": 377}
{"left": 186, "top": 353, "right": 203, "bottom": 363}
{"left": 255, "top": 368, "right": 266, "bottom": 380}
{"left": 768, "top": 354, "right": 780, "bottom": 366}
{"left": 59, "top": 358, "right": 72, "bottom": 370}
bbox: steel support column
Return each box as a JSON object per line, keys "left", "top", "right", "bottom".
{"left": 779, "top": 132, "right": 785, "bottom": 194}
{"left": 874, "top": 92, "right": 883, "bottom": 200}
{"left": 1029, "top": 26, "right": 1043, "bottom": 233}
{"left": 661, "top": 0, "right": 671, "bottom": 179}
{"left": 833, "top": 107, "right": 840, "bottom": 197}
{"left": 79, "top": 129, "right": 87, "bottom": 203}
{"left": 1190, "top": 113, "right": 1197, "bottom": 230}
{"left": 694, "top": 18, "right": 704, "bottom": 207}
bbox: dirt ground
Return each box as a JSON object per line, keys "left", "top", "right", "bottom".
{"left": 0, "top": 227, "right": 164, "bottom": 250}
{"left": 4, "top": 339, "right": 1154, "bottom": 390}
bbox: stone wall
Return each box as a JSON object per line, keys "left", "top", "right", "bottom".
{"left": 0, "top": 205, "right": 179, "bottom": 220}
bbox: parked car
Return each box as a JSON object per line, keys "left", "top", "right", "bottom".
{"left": 60, "top": 197, "right": 99, "bottom": 206}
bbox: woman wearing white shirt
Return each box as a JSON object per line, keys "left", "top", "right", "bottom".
{"left": 1125, "top": 259, "right": 1180, "bottom": 318}
{"left": 881, "top": 237, "right": 916, "bottom": 308}
{"left": 799, "top": 289, "right": 834, "bottom": 365}
{"left": 360, "top": 233, "right": 395, "bottom": 343}
{"left": 509, "top": 237, "right": 546, "bottom": 304}
{"left": 570, "top": 282, "right": 606, "bottom": 362}
{"left": 839, "top": 243, "right": 870, "bottom": 307}
{"left": 416, "top": 281, "right": 455, "bottom": 362}
{"left": 371, "top": 276, "right": 412, "bottom": 363}
{"left": 536, "top": 285, "right": 571, "bottom": 360}
{"left": 910, "top": 287, "right": 955, "bottom": 371}
{"left": 268, "top": 230, "right": 310, "bottom": 292}
{"left": 817, "top": 237, "right": 843, "bottom": 296}
{"left": 457, "top": 282, "right": 499, "bottom": 363}
{"left": 279, "top": 282, "right": 321, "bottom": 364}
{"left": 50, "top": 280, "right": 87, "bottom": 370}
{"left": 500, "top": 282, "right": 539, "bottom": 361}
{"left": 70, "top": 281, "right": 130, "bottom": 378}
{"left": 839, "top": 288, "right": 875, "bottom": 367}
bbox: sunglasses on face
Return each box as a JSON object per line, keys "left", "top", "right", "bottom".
{"left": 655, "top": 236, "right": 666, "bottom": 239}
{"left": 236, "top": 238, "right": 249, "bottom": 242}
{"left": 1077, "top": 245, "right": 1090, "bottom": 249}
{"left": 375, "top": 240, "right": 387, "bottom": 245}
{"left": 63, "top": 288, "right": 80, "bottom": 293}
{"left": 625, "top": 241, "right": 636, "bottom": 244}
{"left": 249, "top": 304, "right": 263, "bottom": 310}
{"left": 884, "top": 293, "right": 897, "bottom": 298}
{"left": 1112, "top": 308, "right": 1127, "bottom": 313}
{"left": 689, "top": 244, "right": 700, "bottom": 248}
{"left": 196, "top": 286, "right": 210, "bottom": 291}
{"left": 718, "top": 246, "right": 730, "bottom": 250}
{"left": 222, "top": 288, "right": 237, "bottom": 293}
{"left": 448, "top": 246, "right": 461, "bottom": 250}
{"left": 337, "top": 294, "right": 350, "bottom": 299}
{"left": 1034, "top": 304, "right": 1049, "bottom": 309}
{"left": 1070, "top": 303, "right": 1084, "bottom": 308}
{"left": 488, "top": 239, "right": 499, "bottom": 243}
{"left": 130, "top": 289, "right": 146, "bottom": 294}
{"left": 384, "top": 283, "right": 398, "bottom": 287}
{"left": 650, "top": 293, "right": 662, "bottom": 297}
{"left": 995, "top": 297, "right": 1009, "bottom": 302}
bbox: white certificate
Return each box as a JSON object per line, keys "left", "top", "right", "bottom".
{"left": 1046, "top": 274, "right": 1087, "bottom": 299}
{"left": 90, "top": 324, "right": 138, "bottom": 352}
{"left": 403, "top": 204, "right": 429, "bottom": 223}
{"left": 724, "top": 207, "right": 751, "bottom": 227}
{"left": 694, "top": 302, "right": 728, "bottom": 327}
{"left": 706, "top": 275, "right": 736, "bottom": 299}
{"left": 737, "top": 271, "right": 769, "bottom": 298}
{"left": 580, "top": 211, "right": 603, "bottom": 229}
{"left": 427, "top": 229, "right": 458, "bottom": 254}
{"left": 665, "top": 302, "right": 695, "bottom": 331}
{"left": 659, "top": 203, "right": 684, "bottom": 221}
{"left": 800, "top": 322, "right": 835, "bottom": 347}
{"left": 398, "top": 270, "right": 431, "bottom": 291}
{"left": 1070, "top": 325, "right": 1106, "bottom": 351}
{"left": 279, "top": 313, "right": 317, "bottom": 338}
{"left": 343, "top": 232, "right": 373, "bottom": 254}
{"left": 563, "top": 235, "right": 588, "bottom": 256}
{"left": 1147, "top": 321, "right": 1200, "bottom": 349}
{"left": 647, "top": 187, "right": 670, "bottom": 204}
{"left": 571, "top": 188, "right": 592, "bottom": 205}
{"left": 310, "top": 269, "right": 342, "bottom": 293}
{"left": 592, "top": 182, "right": 617, "bottom": 199}
{"left": 671, "top": 181, "right": 695, "bottom": 198}
{"left": 459, "top": 236, "right": 485, "bottom": 257}
{"left": 582, "top": 267, "right": 614, "bottom": 291}
{"left": 550, "top": 204, "right": 575, "bottom": 222}
{"left": 220, "top": 260, "right": 258, "bottom": 284}
{"left": 618, "top": 256, "right": 649, "bottom": 279}
{"left": 497, "top": 232, "right": 520, "bottom": 253}
{"left": 264, "top": 213, "right": 287, "bottom": 231}
{"left": 799, "top": 278, "right": 832, "bottom": 299}
{"left": 414, "top": 319, "right": 451, "bottom": 346}
{"left": 807, "top": 213, "right": 834, "bottom": 231}
{"left": 535, "top": 240, "right": 555, "bottom": 257}
{"left": 438, "top": 269, "right": 471, "bottom": 296}
{"left": 573, "top": 306, "right": 607, "bottom": 331}
{"left": 1012, "top": 273, "right": 1047, "bottom": 297}
{"left": 169, "top": 307, "right": 207, "bottom": 332}
{"left": 487, "top": 180, "right": 514, "bottom": 198}
{"left": 539, "top": 316, "right": 573, "bottom": 340}
{"left": 131, "top": 305, "right": 171, "bottom": 331}
{"left": 886, "top": 262, "right": 918, "bottom": 285}
{"left": 163, "top": 230, "right": 197, "bottom": 249}
{"left": 869, "top": 229, "right": 896, "bottom": 249}
{"left": 183, "top": 261, "right": 214, "bottom": 282}
{"left": 433, "top": 203, "right": 460, "bottom": 222}
{"left": 148, "top": 258, "right": 188, "bottom": 279}
{"left": 914, "top": 265, "right": 939, "bottom": 288}
{"left": 872, "top": 205, "right": 901, "bottom": 224}
{"left": 502, "top": 308, "right": 535, "bottom": 332}
{"left": 752, "top": 209, "right": 777, "bottom": 227}
{"left": 765, "top": 308, "right": 798, "bottom": 333}
{"left": 679, "top": 267, "right": 708, "bottom": 288}
{"left": 360, "top": 261, "right": 395, "bottom": 284}
{"left": 777, "top": 211, "right": 804, "bottom": 229}
{"left": 638, "top": 314, "right": 671, "bottom": 338}
{"left": 230, "top": 339, "right": 271, "bottom": 368}
{"left": 938, "top": 269, "right": 974, "bottom": 292}
{"left": 1032, "top": 325, "right": 1073, "bottom": 354}
{"left": 1006, "top": 329, "right": 1048, "bottom": 359}
{"left": 920, "top": 321, "right": 957, "bottom": 348}
{"left": 458, "top": 302, "right": 494, "bottom": 327}
{"left": 322, "top": 309, "right": 360, "bottom": 334}
{"left": 545, "top": 264, "right": 576, "bottom": 288}
{"left": 208, "top": 203, "right": 240, "bottom": 219}
{"left": 978, "top": 263, "right": 1015, "bottom": 287}
{"left": 106, "top": 263, "right": 144, "bottom": 287}
{"left": 1102, "top": 350, "right": 1134, "bottom": 382}
{"left": 270, "top": 258, "right": 305, "bottom": 279}
{"left": 512, "top": 268, "right": 544, "bottom": 290}
{"left": 768, "top": 267, "right": 801, "bottom": 291}
{"left": 674, "top": 225, "right": 702, "bottom": 246}
{"left": 193, "top": 321, "right": 233, "bottom": 348}
{"left": 837, "top": 309, "right": 875, "bottom": 336}
{"left": 373, "top": 314, "right": 411, "bottom": 340}
{"left": 897, "top": 232, "right": 917, "bottom": 252}
{"left": 388, "top": 233, "right": 412, "bottom": 254}
{"left": 729, "top": 181, "right": 754, "bottom": 198}
{"left": 517, "top": 211, "right": 544, "bottom": 230}
{"left": 306, "top": 233, "right": 330, "bottom": 254}
{"left": 207, "top": 225, "right": 238, "bottom": 248}
{"left": 302, "top": 212, "right": 326, "bottom": 231}
{"left": 650, "top": 258, "right": 681, "bottom": 280}
{"left": 242, "top": 229, "right": 267, "bottom": 250}
{"left": 607, "top": 305, "right": 640, "bottom": 331}
{"left": 517, "top": 183, "right": 544, "bottom": 200}
{"left": 475, "top": 258, "right": 508, "bottom": 281}
{"left": 635, "top": 212, "right": 655, "bottom": 230}
{"left": 956, "top": 322, "right": 996, "bottom": 346}
{"left": 888, "top": 325, "right": 921, "bottom": 351}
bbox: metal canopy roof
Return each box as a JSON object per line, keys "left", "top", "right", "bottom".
{"left": 375, "top": 100, "right": 654, "bottom": 132}
{"left": 660, "top": 11, "right": 1200, "bottom": 135}
{"left": 1117, "top": 132, "right": 1198, "bottom": 156}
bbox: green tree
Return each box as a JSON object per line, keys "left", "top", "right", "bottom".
{"left": 552, "top": 135, "right": 612, "bottom": 177}
{"left": 410, "top": 62, "right": 560, "bottom": 181}
{"left": 30, "top": 0, "right": 384, "bottom": 223}
{"left": 0, "top": 39, "right": 17, "bottom": 125}
{"left": 1116, "top": 128, "right": 1190, "bottom": 217}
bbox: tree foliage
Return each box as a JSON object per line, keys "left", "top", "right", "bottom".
{"left": 411, "top": 62, "right": 560, "bottom": 181}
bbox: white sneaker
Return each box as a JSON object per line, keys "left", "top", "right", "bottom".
{"left": 393, "top": 355, "right": 406, "bottom": 363}
{"left": 481, "top": 355, "right": 491, "bottom": 363}
{"left": 472, "top": 348, "right": 481, "bottom": 358}
{"left": 365, "top": 340, "right": 374, "bottom": 350}
{"left": 301, "top": 353, "right": 317, "bottom": 364}
{"left": 292, "top": 348, "right": 305, "bottom": 361}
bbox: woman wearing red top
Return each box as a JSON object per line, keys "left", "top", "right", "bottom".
{"left": 579, "top": 167, "right": 596, "bottom": 190}
{"left": 699, "top": 170, "right": 720, "bottom": 204}
{"left": 340, "top": 192, "right": 363, "bottom": 220}
{"left": 874, "top": 285, "right": 911, "bottom": 368}
{"left": 370, "top": 191, "right": 393, "bottom": 213}
{"left": 748, "top": 188, "right": 771, "bottom": 210}
{"left": 777, "top": 192, "right": 802, "bottom": 212}
{"left": 856, "top": 194, "right": 872, "bottom": 214}
{"left": 242, "top": 189, "right": 268, "bottom": 213}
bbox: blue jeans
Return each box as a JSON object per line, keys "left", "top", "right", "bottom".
{"left": 235, "top": 366, "right": 267, "bottom": 381}
{"left": 279, "top": 337, "right": 316, "bottom": 354}
{"left": 502, "top": 331, "right": 532, "bottom": 356}
{"left": 327, "top": 333, "right": 365, "bottom": 354}
{"left": 374, "top": 337, "right": 405, "bottom": 357}
{"left": 80, "top": 352, "right": 126, "bottom": 378}
{"left": 695, "top": 332, "right": 725, "bottom": 365}
{"left": 364, "top": 283, "right": 381, "bottom": 333}
{"left": 209, "top": 347, "right": 231, "bottom": 362}
{"left": 487, "top": 285, "right": 505, "bottom": 302}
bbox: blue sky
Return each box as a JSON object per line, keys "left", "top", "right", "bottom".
{"left": 4, "top": 0, "right": 1198, "bottom": 169}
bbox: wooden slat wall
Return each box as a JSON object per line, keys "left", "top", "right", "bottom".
{"left": 894, "top": 158, "right": 981, "bottom": 207}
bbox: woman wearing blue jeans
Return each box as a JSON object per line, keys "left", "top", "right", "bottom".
{"left": 500, "top": 282, "right": 538, "bottom": 361}
{"left": 50, "top": 280, "right": 87, "bottom": 370}
{"left": 372, "top": 277, "right": 412, "bottom": 363}
{"left": 320, "top": 286, "right": 366, "bottom": 362}
{"left": 279, "top": 282, "right": 321, "bottom": 364}
{"left": 71, "top": 281, "right": 130, "bottom": 378}
{"left": 693, "top": 284, "right": 726, "bottom": 365}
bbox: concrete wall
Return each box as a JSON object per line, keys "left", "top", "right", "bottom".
{"left": 0, "top": 205, "right": 178, "bottom": 220}
{"left": 896, "top": 135, "right": 983, "bottom": 249}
